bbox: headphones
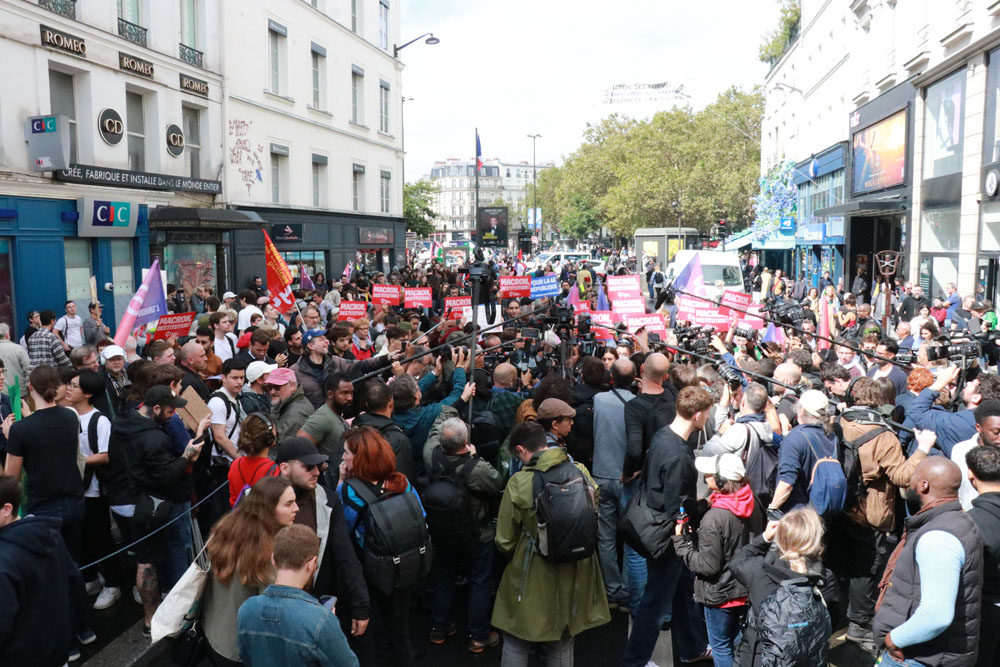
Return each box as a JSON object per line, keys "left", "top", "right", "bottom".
{"left": 247, "top": 412, "right": 276, "bottom": 446}
{"left": 844, "top": 375, "right": 865, "bottom": 407}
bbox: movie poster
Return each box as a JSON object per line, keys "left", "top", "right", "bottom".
{"left": 477, "top": 206, "right": 508, "bottom": 248}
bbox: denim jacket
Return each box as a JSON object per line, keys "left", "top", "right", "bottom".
{"left": 237, "top": 585, "right": 358, "bottom": 667}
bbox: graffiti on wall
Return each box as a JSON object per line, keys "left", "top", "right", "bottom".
{"left": 228, "top": 119, "right": 264, "bottom": 196}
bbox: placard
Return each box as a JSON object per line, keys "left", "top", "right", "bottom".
{"left": 500, "top": 276, "right": 531, "bottom": 298}
{"left": 177, "top": 386, "right": 211, "bottom": 434}
{"left": 611, "top": 298, "right": 646, "bottom": 315}
{"left": 575, "top": 301, "right": 591, "bottom": 313}
{"left": 530, "top": 275, "right": 559, "bottom": 298}
{"left": 625, "top": 313, "right": 668, "bottom": 337}
{"left": 607, "top": 274, "right": 643, "bottom": 301}
{"left": 718, "top": 290, "right": 751, "bottom": 316}
{"left": 404, "top": 287, "right": 432, "bottom": 308}
{"left": 372, "top": 284, "right": 401, "bottom": 305}
{"left": 152, "top": 312, "right": 196, "bottom": 340}
{"left": 444, "top": 296, "right": 472, "bottom": 320}
{"left": 337, "top": 301, "right": 368, "bottom": 321}
{"left": 589, "top": 311, "right": 618, "bottom": 340}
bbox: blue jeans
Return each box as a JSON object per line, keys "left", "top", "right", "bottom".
{"left": 429, "top": 539, "right": 494, "bottom": 640}
{"left": 877, "top": 651, "right": 927, "bottom": 667}
{"left": 704, "top": 605, "right": 746, "bottom": 667}
{"left": 621, "top": 553, "right": 683, "bottom": 667}
{"left": 620, "top": 479, "right": 647, "bottom": 612}
{"left": 159, "top": 500, "right": 192, "bottom": 592}
{"left": 596, "top": 477, "right": 625, "bottom": 602}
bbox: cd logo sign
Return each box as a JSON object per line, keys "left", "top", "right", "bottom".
{"left": 165, "top": 123, "right": 184, "bottom": 157}
{"left": 98, "top": 109, "right": 124, "bottom": 145}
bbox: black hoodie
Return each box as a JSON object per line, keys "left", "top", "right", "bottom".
{"left": 108, "top": 408, "right": 192, "bottom": 505}
{"left": 969, "top": 491, "right": 1000, "bottom": 603}
{"left": 0, "top": 515, "right": 80, "bottom": 667}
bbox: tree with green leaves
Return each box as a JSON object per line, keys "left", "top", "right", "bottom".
{"left": 759, "top": 0, "right": 801, "bottom": 64}
{"left": 403, "top": 180, "right": 438, "bottom": 238}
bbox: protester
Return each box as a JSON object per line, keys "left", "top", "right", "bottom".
{"left": 227, "top": 412, "right": 280, "bottom": 506}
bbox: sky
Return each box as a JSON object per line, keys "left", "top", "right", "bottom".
{"left": 399, "top": 0, "right": 781, "bottom": 182}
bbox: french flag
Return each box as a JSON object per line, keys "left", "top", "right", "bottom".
{"left": 476, "top": 131, "right": 483, "bottom": 172}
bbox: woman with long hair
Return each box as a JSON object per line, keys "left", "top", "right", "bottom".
{"left": 202, "top": 476, "right": 298, "bottom": 666}
{"left": 338, "top": 426, "right": 424, "bottom": 667}
{"left": 227, "top": 413, "right": 280, "bottom": 506}
{"left": 729, "top": 507, "right": 837, "bottom": 666}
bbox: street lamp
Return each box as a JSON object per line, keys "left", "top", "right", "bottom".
{"left": 527, "top": 133, "right": 541, "bottom": 248}
{"left": 393, "top": 33, "right": 439, "bottom": 59}
{"left": 672, "top": 199, "right": 681, "bottom": 259}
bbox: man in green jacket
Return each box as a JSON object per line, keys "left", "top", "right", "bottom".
{"left": 492, "top": 422, "right": 610, "bottom": 664}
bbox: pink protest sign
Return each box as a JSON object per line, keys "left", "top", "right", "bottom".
{"left": 718, "top": 290, "right": 751, "bottom": 316}
{"left": 404, "top": 287, "right": 432, "bottom": 308}
{"left": 626, "top": 314, "right": 668, "bottom": 337}
{"left": 499, "top": 276, "right": 532, "bottom": 298}
{"left": 372, "top": 284, "right": 401, "bottom": 305}
{"left": 606, "top": 275, "right": 642, "bottom": 301}
{"left": 337, "top": 301, "right": 368, "bottom": 321}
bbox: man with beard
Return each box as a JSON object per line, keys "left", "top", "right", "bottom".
{"left": 950, "top": 399, "right": 1000, "bottom": 510}
{"left": 297, "top": 373, "right": 354, "bottom": 474}
{"left": 177, "top": 340, "right": 210, "bottom": 401}
{"left": 274, "top": 437, "right": 371, "bottom": 663}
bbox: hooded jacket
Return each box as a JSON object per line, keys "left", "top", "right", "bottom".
{"left": 292, "top": 354, "right": 389, "bottom": 409}
{"left": 969, "top": 491, "right": 1000, "bottom": 604}
{"left": 108, "top": 408, "right": 192, "bottom": 504}
{"left": 0, "top": 516, "right": 80, "bottom": 667}
{"left": 274, "top": 386, "right": 314, "bottom": 443}
{"left": 671, "top": 483, "right": 764, "bottom": 606}
{"left": 353, "top": 412, "right": 415, "bottom": 485}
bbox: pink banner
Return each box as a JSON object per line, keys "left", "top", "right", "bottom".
{"left": 152, "top": 312, "right": 196, "bottom": 340}
{"left": 589, "top": 311, "right": 618, "bottom": 340}
{"left": 625, "top": 314, "right": 668, "bottom": 337}
{"left": 337, "top": 301, "right": 368, "bottom": 321}
{"left": 718, "top": 290, "right": 751, "bottom": 316}
{"left": 445, "top": 296, "right": 471, "bottom": 320}
{"left": 611, "top": 298, "right": 646, "bottom": 315}
{"left": 404, "top": 287, "right": 432, "bottom": 308}
{"left": 372, "top": 284, "right": 401, "bottom": 306}
{"left": 499, "top": 276, "right": 531, "bottom": 298}
{"left": 606, "top": 275, "right": 642, "bottom": 302}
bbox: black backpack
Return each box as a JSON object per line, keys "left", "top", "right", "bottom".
{"left": 341, "top": 478, "right": 432, "bottom": 595}
{"left": 753, "top": 577, "right": 831, "bottom": 666}
{"left": 422, "top": 447, "right": 480, "bottom": 549}
{"left": 838, "top": 409, "right": 891, "bottom": 510}
{"left": 740, "top": 423, "right": 779, "bottom": 507}
{"left": 470, "top": 397, "right": 502, "bottom": 465}
{"left": 532, "top": 461, "right": 598, "bottom": 563}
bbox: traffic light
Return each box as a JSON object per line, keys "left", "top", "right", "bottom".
{"left": 716, "top": 220, "right": 727, "bottom": 238}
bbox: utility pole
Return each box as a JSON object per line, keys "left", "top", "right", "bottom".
{"left": 527, "top": 133, "right": 541, "bottom": 248}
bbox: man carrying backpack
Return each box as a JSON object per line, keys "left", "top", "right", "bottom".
{"left": 830, "top": 378, "right": 937, "bottom": 653}
{"left": 492, "top": 422, "right": 609, "bottom": 665}
{"left": 425, "top": 418, "right": 504, "bottom": 653}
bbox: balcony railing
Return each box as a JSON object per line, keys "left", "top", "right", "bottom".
{"left": 38, "top": 0, "right": 76, "bottom": 20}
{"left": 117, "top": 18, "right": 147, "bottom": 48}
{"left": 179, "top": 43, "right": 203, "bottom": 68}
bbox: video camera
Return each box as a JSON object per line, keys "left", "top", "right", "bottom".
{"left": 926, "top": 340, "right": 983, "bottom": 364}
{"left": 674, "top": 325, "right": 714, "bottom": 355}
{"left": 762, "top": 298, "right": 811, "bottom": 327}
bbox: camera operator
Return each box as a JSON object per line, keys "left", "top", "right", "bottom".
{"left": 866, "top": 339, "right": 908, "bottom": 397}
{"left": 908, "top": 365, "right": 992, "bottom": 457}
{"left": 702, "top": 382, "right": 780, "bottom": 460}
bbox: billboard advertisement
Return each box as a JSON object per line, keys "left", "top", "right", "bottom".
{"left": 852, "top": 109, "right": 907, "bottom": 194}
{"left": 477, "top": 206, "right": 508, "bottom": 248}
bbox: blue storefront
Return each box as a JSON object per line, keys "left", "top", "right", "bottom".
{"left": 0, "top": 195, "right": 150, "bottom": 339}
{"left": 793, "top": 142, "right": 847, "bottom": 288}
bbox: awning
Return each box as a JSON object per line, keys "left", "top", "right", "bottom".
{"left": 814, "top": 200, "right": 907, "bottom": 217}
{"left": 724, "top": 232, "right": 753, "bottom": 250}
{"left": 149, "top": 207, "right": 266, "bottom": 229}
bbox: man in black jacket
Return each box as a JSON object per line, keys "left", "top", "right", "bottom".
{"left": 109, "top": 386, "right": 207, "bottom": 635}
{"left": 95, "top": 344, "right": 129, "bottom": 418}
{"left": 898, "top": 284, "right": 930, "bottom": 322}
{"left": 177, "top": 340, "right": 210, "bottom": 401}
{"left": 623, "top": 352, "right": 677, "bottom": 479}
{"left": 967, "top": 446, "right": 1000, "bottom": 666}
{"left": 353, "top": 380, "right": 415, "bottom": 484}
{"left": 623, "top": 386, "right": 713, "bottom": 667}
{"left": 274, "top": 438, "right": 372, "bottom": 665}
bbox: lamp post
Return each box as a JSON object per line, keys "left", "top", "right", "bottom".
{"left": 393, "top": 32, "right": 439, "bottom": 59}
{"left": 527, "top": 133, "right": 541, "bottom": 248}
{"left": 672, "top": 199, "right": 681, "bottom": 259}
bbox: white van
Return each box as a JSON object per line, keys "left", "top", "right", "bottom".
{"left": 527, "top": 251, "right": 592, "bottom": 272}
{"left": 665, "top": 250, "right": 745, "bottom": 299}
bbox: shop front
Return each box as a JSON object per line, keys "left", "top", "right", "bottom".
{"left": 794, "top": 143, "right": 847, "bottom": 287}
{"left": 231, "top": 207, "right": 405, "bottom": 292}
{"left": 978, "top": 46, "right": 1000, "bottom": 304}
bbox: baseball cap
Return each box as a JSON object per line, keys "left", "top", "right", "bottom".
{"left": 695, "top": 453, "right": 746, "bottom": 482}
{"left": 799, "top": 390, "right": 829, "bottom": 418}
{"left": 971, "top": 301, "right": 987, "bottom": 311}
{"left": 301, "top": 328, "right": 327, "bottom": 347}
{"left": 100, "top": 344, "right": 126, "bottom": 362}
{"left": 222, "top": 291, "right": 237, "bottom": 300}
{"left": 273, "top": 437, "right": 329, "bottom": 466}
{"left": 246, "top": 361, "right": 278, "bottom": 384}
{"left": 144, "top": 385, "right": 187, "bottom": 409}
{"left": 536, "top": 398, "right": 576, "bottom": 420}
{"left": 266, "top": 367, "right": 296, "bottom": 386}
{"left": 237, "top": 331, "right": 253, "bottom": 349}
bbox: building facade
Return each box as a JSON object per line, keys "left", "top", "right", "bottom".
{"left": 0, "top": 0, "right": 225, "bottom": 335}
{"left": 222, "top": 0, "right": 405, "bottom": 288}
{"left": 762, "top": 0, "right": 1000, "bottom": 301}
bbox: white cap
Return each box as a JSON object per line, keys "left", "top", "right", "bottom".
{"left": 100, "top": 344, "right": 126, "bottom": 362}
{"left": 695, "top": 453, "right": 746, "bottom": 483}
{"left": 798, "top": 390, "right": 830, "bottom": 418}
{"left": 246, "top": 361, "right": 278, "bottom": 384}
{"left": 222, "top": 291, "right": 237, "bottom": 300}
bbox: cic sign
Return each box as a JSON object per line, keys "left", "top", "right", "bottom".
{"left": 23, "top": 114, "right": 70, "bottom": 171}
{"left": 77, "top": 197, "right": 139, "bottom": 238}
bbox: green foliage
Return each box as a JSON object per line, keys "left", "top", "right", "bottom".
{"left": 758, "top": 0, "right": 801, "bottom": 64}
{"left": 544, "top": 87, "right": 763, "bottom": 241}
{"left": 403, "top": 180, "right": 438, "bottom": 238}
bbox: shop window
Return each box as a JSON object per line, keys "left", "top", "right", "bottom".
{"left": 920, "top": 206, "right": 960, "bottom": 253}
{"left": 923, "top": 69, "right": 966, "bottom": 179}
{"left": 982, "top": 201, "right": 1000, "bottom": 253}
{"left": 126, "top": 91, "right": 146, "bottom": 172}
{"left": 64, "top": 239, "right": 92, "bottom": 315}
{"left": 111, "top": 240, "right": 134, "bottom": 321}
{"left": 183, "top": 106, "right": 202, "bottom": 179}
{"left": 164, "top": 243, "right": 216, "bottom": 297}
{"left": 0, "top": 240, "right": 14, "bottom": 329}
{"left": 48, "top": 69, "right": 77, "bottom": 164}
{"left": 280, "top": 251, "right": 326, "bottom": 289}
{"left": 919, "top": 255, "right": 959, "bottom": 300}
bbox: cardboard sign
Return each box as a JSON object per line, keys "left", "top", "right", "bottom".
{"left": 589, "top": 311, "right": 618, "bottom": 340}
{"left": 500, "top": 276, "right": 532, "bottom": 298}
{"left": 530, "top": 275, "right": 560, "bottom": 298}
{"left": 611, "top": 298, "right": 646, "bottom": 315}
{"left": 404, "top": 287, "right": 432, "bottom": 308}
{"left": 626, "top": 313, "right": 668, "bottom": 337}
{"left": 444, "top": 296, "right": 472, "bottom": 320}
{"left": 718, "top": 290, "right": 751, "bottom": 316}
{"left": 372, "top": 284, "right": 401, "bottom": 306}
{"left": 152, "top": 312, "right": 196, "bottom": 340}
{"left": 337, "top": 301, "right": 368, "bottom": 321}
{"left": 177, "top": 386, "right": 211, "bottom": 434}
{"left": 607, "top": 274, "right": 642, "bottom": 301}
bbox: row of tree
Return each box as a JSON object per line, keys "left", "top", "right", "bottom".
{"left": 403, "top": 86, "right": 763, "bottom": 242}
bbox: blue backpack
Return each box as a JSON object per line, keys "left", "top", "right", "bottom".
{"left": 805, "top": 431, "right": 847, "bottom": 517}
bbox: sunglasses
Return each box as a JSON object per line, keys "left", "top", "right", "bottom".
{"left": 301, "top": 462, "right": 327, "bottom": 472}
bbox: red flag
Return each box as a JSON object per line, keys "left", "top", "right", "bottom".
{"left": 517, "top": 248, "right": 523, "bottom": 262}
{"left": 264, "top": 231, "right": 295, "bottom": 314}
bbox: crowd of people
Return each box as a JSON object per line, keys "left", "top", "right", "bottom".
{"left": 2, "top": 247, "right": 1000, "bottom": 667}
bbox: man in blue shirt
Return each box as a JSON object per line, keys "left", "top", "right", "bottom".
{"left": 768, "top": 390, "right": 839, "bottom": 513}
{"left": 909, "top": 365, "right": 983, "bottom": 458}
{"left": 238, "top": 524, "right": 358, "bottom": 667}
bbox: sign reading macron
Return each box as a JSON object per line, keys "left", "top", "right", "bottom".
{"left": 77, "top": 197, "right": 139, "bottom": 238}
{"left": 58, "top": 164, "right": 222, "bottom": 194}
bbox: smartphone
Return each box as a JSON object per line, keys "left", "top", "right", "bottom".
{"left": 521, "top": 327, "right": 540, "bottom": 340}
{"left": 320, "top": 595, "right": 337, "bottom": 612}
{"left": 192, "top": 434, "right": 207, "bottom": 445}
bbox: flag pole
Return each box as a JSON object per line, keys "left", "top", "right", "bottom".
{"left": 475, "top": 128, "right": 480, "bottom": 242}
